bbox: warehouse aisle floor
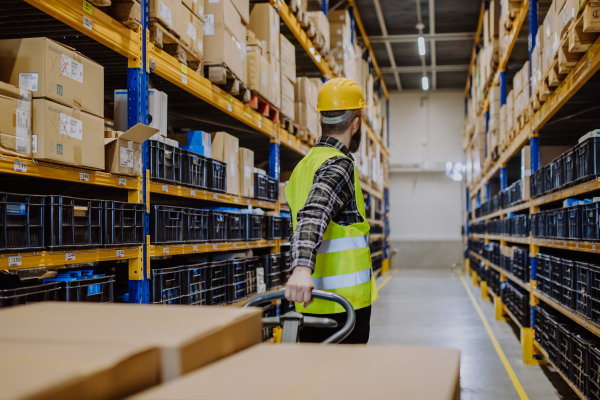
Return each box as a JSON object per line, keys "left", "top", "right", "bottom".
{"left": 371, "top": 269, "right": 578, "bottom": 400}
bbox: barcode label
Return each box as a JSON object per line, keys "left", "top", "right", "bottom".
{"left": 258, "top": 120, "right": 262, "bottom": 128}
{"left": 65, "top": 252, "right": 76, "bottom": 261}
{"left": 213, "top": 244, "right": 217, "bottom": 250}
{"left": 8, "top": 256, "right": 21, "bottom": 267}
{"left": 234, "top": 198, "right": 238, "bottom": 203}
{"left": 190, "top": 190, "right": 196, "bottom": 197}
{"left": 14, "top": 161, "right": 27, "bottom": 172}
{"left": 83, "top": 0, "right": 93, "bottom": 15}
{"left": 228, "top": 103, "right": 232, "bottom": 112}
{"left": 79, "top": 172, "right": 89, "bottom": 181}
{"left": 83, "top": 15, "right": 92, "bottom": 30}
{"left": 116, "top": 250, "right": 124, "bottom": 258}
{"left": 193, "top": 245, "right": 198, "bottom": 252}
{"left": 213, "top": 194, "right": 218, "bottom": 199}
{"left": 60, "top": 54, "right": 84, "bottom": 83}
{"left": 163, "top": 247, "right": 169, "bottom": 255}
{"left": 182, "top": 74, "right": 187, "bottom": 84}
{"left": 119, "top": 178, "right": 126, "bottom": 186}
{"left": 162, "top": 185, "right": 168, "bottom": 193}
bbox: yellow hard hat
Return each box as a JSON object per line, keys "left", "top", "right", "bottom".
{"left": 315, "top": 77, "right": 369, "bottom": 111}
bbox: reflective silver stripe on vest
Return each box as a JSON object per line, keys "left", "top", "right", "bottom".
{"left": 317, "top": 235, "right": 370, "bottom": 254}
{"left": 313, "top": 268, "right": 373, "bottom": 290}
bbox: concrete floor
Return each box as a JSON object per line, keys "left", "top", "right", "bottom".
{"left": 371, "top": 269, "right": 580, "bottom": 400}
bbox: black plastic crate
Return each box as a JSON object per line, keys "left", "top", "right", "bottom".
{"left": 531, "top": 213, "right": 539, "bottom": 237}
{"left": 533, "top": 169, "right": 545, "bottom": 197}
{"left": 228, "top": 211, "right": 246, "bottom": 241}
{"left": 502, "top": 280, "right": 530, "bottom": 327}
{"left": 181, "top": 149, "right": 208, "bottom": 189}
{"left": 182, "top": 263, "right": 208, "bottom": 305}
{"left": 246, "top": 256, "right": 259, "bottom": 295}
{"left": 244, "top": 213, "right": 264, "bottom": 240}
{"left": 208, "top": 210, "right": 228, "bottom": 241}
{"left": 568, "top": 205, "right": 583, "bottom": 240}
{"left": 562, "top": 259, "right": 575, "bottom": 310}
{"left": 551, "top": 156, "right": 565, "bottom": 190}
{"left": 544, "top": 165, "right": 553, "bottom": 193}
{"left": 149, "top": 140, "right": 182, "bottom": 183}
{"left": 186, "top": 208, "right": 209, "bottom": 243}
{"left": 264, "top": 216, "right": 282, "bottom": 239}
{"left": 208, "top": 260, "right": 228, "bottom": 289}
{"left": 512, "top": 248, "right": 529, "bottom": 282}
{"left": 207, "top": 286, "right": 227, "bottom": 305}
{"left": 538, "top": 210, "right": 547, "bottom": 238}
{"left": 565, "top": 149, "right": 577, "bottom": 185}
{"left": 584, "top": 202, "right": 600, "bottom": 241}
{"left": 254, "top": 173, "right": 269, "bottom": 200}
{"left": 546, "top": 209, "right": 557, "bottom": 238}
{"left": 260, "top": 253, "right": 281, "bottom": 290}
{"left": 280, "top": 251, "right": 292, "bottom": 284}
{"left": 150, "top": 205, "right": 185, "bottom": 244}
{"left": 282, "top": 216, "right": 292, "bottom": 240}
{"left": 556, "top": 209, "right": 568, "bottom": 239}
{"left": 46, "top": 196, "right": 102, "bottom": 249}
{"left": 530, "top": 173, "right": 538, "bottom": 197}
{"left": 0, "top": 282, "right": 60, "bottom": 307}
{"left": 550, "top": 256, "right": 563, "bottom": 302}
{"left": 0, "top": 192, "right": 45, "bottom": 251}
{"left": 267, "top": 177, "right": 279, "bottom": 202}
{"left": 102, "top": 201, "right": 144, "bottom": 246}
{"left": 576, "top": 137, "right": 600, "bottom": 182}
{"left": 576, "top": 261, "right": 591, "bottom": 319}
{"left": 227, "top": 259, "right": 247, "bottom": 303}
{"left": 208, "top": 159, "right": 227, "bottom": 193}
{"left": 545, "top": 311, "right": 561, "bottom": 365}
{"left": 589, "top": 345, "right": 600, "bottom": 400}
{"left": 512, "top": 215, "right": 529, "bottom": 236}
{"left": 558, "top": 324, "right": 573, "bottom": 378}
{"left": 536, "top": 254, "right": 551, "bottom": 296}
{"left": 150, "top": 265, "right": 184, "bottom": 304}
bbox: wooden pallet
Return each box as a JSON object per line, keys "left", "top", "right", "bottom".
{"left": 280, "top": 115, "right": 299, "bottom": 136}
{"left": 205, "top": 62, "right": 251, "bottom": 103}
{"left": 149, "top": 19, "right": 202, "bottom": 71}
{"left": 107, "top": 0, "right": 142, "bottom": 30}
{"left": 248, "top": 92, "right": 279, "bottom": 121}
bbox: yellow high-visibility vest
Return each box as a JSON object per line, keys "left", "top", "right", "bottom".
{"left": 286, "top": 146, "right": 378, "bottom": 314}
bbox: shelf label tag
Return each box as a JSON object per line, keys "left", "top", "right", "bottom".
{"left": 65, "top": 252, "right": 76, "bottom": 261}
{"left": 232, "top": 243, "right": 237, "bottom": 248}
{"left": 181, "top": 64, "right": 187, "bottom": 75}
{"left": 228, "top": 103, "right": 232, "bottom": 112}
{"left": 182, "top": 74, "right": 187, "bottom": 84}
{"left": 83, "top": 0, "right": 93, "bottom": 15}
{"left": 79, "top": 172, "right": 89, "bottom": 182}
{"left": 13, "top": 161, "right": 27, "bottom": 172}
{"left": 259, "top": 201, "right": 263, "bottom": 206}
{"left": 234, "top": 197, "right": 238, "bottom": 203}
{"left": 193, "top": 245, "right": 198, "bottom": 252}
{"left": 593, "top": 244, "right": 597, "bottom": 252}
{"left": 258, "top": 120, "right": 262, "bottom": 129}
{"left": 288, "top": 139, "right": 292, "bottom": 146}
{"left": 162, "top": 185, "right": 168, "bottom": 193}
{"left": 116, "top": 249, "right": 124, "bottom": 258}
{"left": 8, "top": 256, "right": 21, "bottom": 267}
{"left": 213, "top": 194, "right": 218, "bottom": 199}
{"left": 163, "top": 247, "right": 169, "bottom": 255}
{"left": 213, "top": 244, "right": 217, "bottom": 250}
{"left": 83, "top": 15, "right": 92, "bottom": 30}
{"left": 190, "top": 190, "right": 196, "bottom": 197}
{"left": 118, "top": 177, "right": 126, "bottom": 186}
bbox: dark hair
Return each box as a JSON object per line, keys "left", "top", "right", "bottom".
{"left": 320, "top": 109, "right": 362, "bottom": 136}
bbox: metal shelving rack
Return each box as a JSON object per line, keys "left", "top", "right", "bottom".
{"left": 464, "top": 0, "right": 600, "bottom": 389}
{"left": 1, "top": 0, "right": 391, "bottom": 303}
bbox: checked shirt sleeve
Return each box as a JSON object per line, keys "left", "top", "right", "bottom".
{"left": 289, "top": 156, "right": 356, "bottom": 271}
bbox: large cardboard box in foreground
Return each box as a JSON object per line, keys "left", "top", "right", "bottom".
{"left": 0, "top": 340, "right": 161, "bottom": 400}
{"left": 211, "top": 131, "right": 240, "bottom": 195}
{"left": 32, "top": 98, "right": 104, "bottom": 169}
{"left": 0, "top": 81, "right": 31, "bottom": 157}
{"left": 0, "top": 38, "right": 105, "bottom": 118}
{"left": 105, "top": 124, "right": 160, "bottom": 177}
{"left": 129, "top": 344, "right": 461, "bottom": 400}
{"left": 0, "top": 302, "right": 262, "bottom": 382}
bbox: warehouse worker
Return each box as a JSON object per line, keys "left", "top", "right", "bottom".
{"left": 284, "top": 77, "right": 378, "bottom": 344}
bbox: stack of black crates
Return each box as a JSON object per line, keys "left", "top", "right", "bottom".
{"left": 531, "top": 202, "right": 600, "bottom": 241}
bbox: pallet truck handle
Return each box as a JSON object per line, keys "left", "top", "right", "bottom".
{"left": 244, "top": 289, "right": 356, "bottom": 344}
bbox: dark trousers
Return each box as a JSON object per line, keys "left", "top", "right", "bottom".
{"left": 299, "top": 306, "right": 371, "bottom": 344}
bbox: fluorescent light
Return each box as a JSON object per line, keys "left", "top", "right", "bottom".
{"left": 418, "top": 36, "right": 426, "bottom": 55}
{"left": 422, "top": 76, "right": 429, "bottom": 91}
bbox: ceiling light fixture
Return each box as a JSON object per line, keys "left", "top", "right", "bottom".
{"left": 418, "top": 36, "right": 426, "bottom": 56}
{"left": 422, "top": 76, "right": 429, "bottom": 91}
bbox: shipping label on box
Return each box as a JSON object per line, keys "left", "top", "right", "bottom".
{"left": 32, "top": 98, "right": 104, "bottom": 169}
{"left": 211, "top": 131, "right": 239, "bottom": 195}
{"left": 0, "top": 81, "right": 31, "bottom": 157}
{"left": 239, "top": 147, "right": 254, "bottom": 197}
{"left": 0, "top": 38, "right": 104, "bottom": 118}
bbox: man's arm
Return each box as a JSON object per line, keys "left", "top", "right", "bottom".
{"left": 285, "top": 157, "right": 355, "bottom": 306}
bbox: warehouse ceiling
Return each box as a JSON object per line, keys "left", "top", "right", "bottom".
{"left": 334, "top": 0, "right": 482, "bottom": 92}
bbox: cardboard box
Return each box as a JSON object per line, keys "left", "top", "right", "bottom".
{"left": 294, "top": 77, "right": 317, "bottom": 109}
{"left": 281, "top": 94, "right": 294, "bottom": 120}
{"left": 0, "top": 38, "right": 104, "bottom": 118}
{"left": 0, "top": 302, "right": 262, "bottom": 383}
{"left": 328, "top": 9, "right": 351, "bottom": 27}
{"left": 231, "top": 0, "right": 249, "bottom": 25}
{"left": 211, "top": 131, "right": 240, "bottom": 195}
{"left": 522, "top": 145, "right": 531, "bottom": 200}
{"left": 32, "top": 98, "right": 104, "bottom": 169}
{"left": 280, "top": 34, "right": 295, "bottom": 65}
{"left": 0, "top": 339, "right": 161, "bottom": 400}
{"left": 204, "top": 24, "right": 244, "bottom": 82}
{"left": 295, "top": 102, "right": 318, "bottom": 136}
{"left": 0, "top": 81, "right": 31, "bottom": 157}
{"left": 183, "top": 0, "right": 204, "bottom": 21}
{"left": 105, "top": 124, "right": 160, "bottom": 177}
{"left": 181, "top": 6, "right": 204, "bottom": 58}
{"left": 239, "top": 147, "right": 254, "bottom": 197}
{"left": 115, "top": 89, "right": 168, "bottom": 136}
{"left": 129, "top": 344, "right": 461, "bottom": 400}
{"left": 149, "top": 0, "right": 182, "bottom": 36}
{"left": 204, "top": 0, "right": 244, "bottom": 42}
{"left": 280, "top": 53, "right": 296, "bottom": 83}
{"left": 246, "top": 46, "right": 270, "bottom": 98}
{"left": 248, "top": 3, "right": 280, "bottom": 59}
{"left": 281, "top": 75, "right": 295, "bottom": 102}
{"left": 269, "top": 55, "right": 281, "bottom": 108}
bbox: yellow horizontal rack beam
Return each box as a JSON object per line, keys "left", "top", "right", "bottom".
{"left": 534, "top": 342, "right": 585, "bottom": 400}
{"left": 533, "top": 238, "right": 600, "bottom": 254}
{"left": 470, "top": 252, "right": 531, "bottom": 291}
{"left": 533, "top": 35, "right": 600, "bottom": 131}
{"left": 0, "top": 153, "right": 142, "bottom": 192}
{"left": 149, "top": 181, "right": 277, "bottom": 210}
{"left": 532, "top": 178, "right": 600, "bottom": 206}
{"left": 271, "top": 0, "right": 332, "bottom": 78}
{"left": 149, "top": 240, "right": 279, "bottom": 257}
{"left": 470, "top": 233, "right": 530, "bottom": 245}
{"left": 0, "top": 246, "right": 141, "bottom": 270}
{"left": 535, "top": 289, "right": 600, "bottom": 339}
{"left": 470, "top": 200, "right": 530, "bottom": 223}
{"left": 367, "top": 219, "right": 384, "bottom": 226}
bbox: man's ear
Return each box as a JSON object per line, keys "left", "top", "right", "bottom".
{"left": 352, "top": 117, "right": 360, "bottom": 133}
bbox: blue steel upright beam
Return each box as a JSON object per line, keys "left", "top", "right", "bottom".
{"left": 321, "top": 0, "right": 328, "bottom": 17}
{"left": 500, "top": 168, "right": 508, "bottom": 190}
{"left": 128, "top": 0, "right": 150, "bottom": 303}
{"left": 269, "top": 139, "right": 280, "bottom": 181}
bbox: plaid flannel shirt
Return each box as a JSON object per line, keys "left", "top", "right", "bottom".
{"left": 289, "top": 135, "right": 364, "bottom": 271}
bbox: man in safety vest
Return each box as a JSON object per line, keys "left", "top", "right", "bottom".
{"left": 284, "top": 77, "right": 378, "bottom": 344}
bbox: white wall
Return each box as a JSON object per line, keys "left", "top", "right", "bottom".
{"left": 388, "top": 91, "right": 465, "bottom": 263}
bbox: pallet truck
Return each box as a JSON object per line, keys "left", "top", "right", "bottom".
{"left": 244, "top": 289, "right": 356, "bottom": 344}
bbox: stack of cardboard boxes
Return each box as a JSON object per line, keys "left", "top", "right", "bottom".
{"left": 294, "top": 77, "right": 318, "bottom": 139}
{"left": 181, "top": 0, "right": 205, "bottom": 61}
{"left": 210, "top": 131, "right": 254, "bottom": 198}
{"left": 329, "top": 9, "right": 355, "bottom": 79}
{"left": 280, "top": 34, "right": 296, "bottom": 121}
{"left": 487, "top": 86, "right": 501, "bottom": 159}
{"left": 246, "top": 31, "right": 270, "bottom": 100}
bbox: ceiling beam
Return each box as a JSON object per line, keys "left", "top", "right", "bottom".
{"left": 380, "top": 65, "right": 469, "bottom": 74}
{"left": 429, "top": 0, "right": 437, "bottom": 90}
{"left": 367, "top": 32, "right": 476, "bottom": 43}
